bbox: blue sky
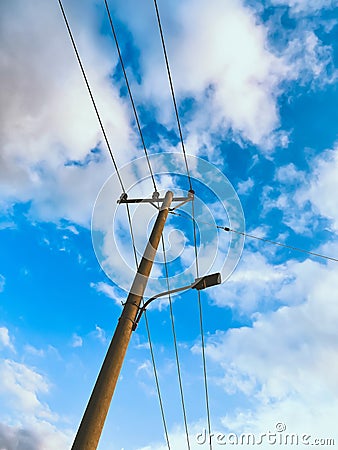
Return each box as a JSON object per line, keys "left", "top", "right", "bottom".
{"left": 1, "top": 0, "right": 338, "bottom": 449}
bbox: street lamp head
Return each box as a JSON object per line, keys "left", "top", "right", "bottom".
{"left": 193, "top": 272, "right": 222, "bottom": 290}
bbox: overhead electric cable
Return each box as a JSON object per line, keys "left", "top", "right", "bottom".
{"left": 191, "top": 200, "right": 213, "bottom": 450}
{"left": 161, "top": 237, "right": 191, "bottom": 450}
{"left": 103, "top": 4, "right": 191, "bottom": 447}
{"left": 57, "top": 0, "right": 125, "bottom": 193}
{"left": 143, "top": 310, "right": 171, "bottom": 450}
{"left": 125, "top": 219, "right": 171, "bottom": 450}
{"left": 126, "top": 205, "right": 139, "bottom": 269}
{"left": 170, "top": 210, "right": 338, "bottom": 263}
{"left": 152, "top": 2, "right": 213, "bottom": 438}
{"left": 58, "top": 3, "right": 170, "bottom": 446}
{"left": 153, "top": 0, "right": 192, "bottom": 191}
{"left": 58, "top": 0, "right": 140, "bottom": 283}
{"left": 227, "top": 228, "right": 338, "bottom": 263}
{"left": 103, "top": 0, "right": 158, "bottom": 194}
{"left": 124, "top": 213, "right": 171, "bottom": 450}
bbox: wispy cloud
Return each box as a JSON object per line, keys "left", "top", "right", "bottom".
{"left": 91, "top": 325, "right": 107, "bottom": 345}
{"left": 0, "top": 329, "right": 72, "bottom": 449}
{"left": 0, "top": 274, "right": 5, "bottom": 293}
{"left": 24, "top": 345, "right": 45, "bottom": 358}
{"left": 70, "top": 334, "right": 83, "bottom": 348}
{"left": 271, "top": 0, "right": 334, "bottom": 14}
{"left": 0, "top": 327, "right": 15, "bottom": 352}
{"left": 90, "top": 281, "right": 125, "bottom": 306}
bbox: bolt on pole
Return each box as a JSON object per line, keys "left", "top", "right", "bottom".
{"left": 71, "top": 191, "right": 173, "bottom": 450}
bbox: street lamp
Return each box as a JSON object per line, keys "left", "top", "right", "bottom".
{"left": 132, "top": 272, "right": 221, "bottom": 330}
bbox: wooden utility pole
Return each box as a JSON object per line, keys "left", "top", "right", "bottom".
{"left": 72, "top": 191, "right": 174, "bottom": 450}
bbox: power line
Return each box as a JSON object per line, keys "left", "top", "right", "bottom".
{"left": 191, "top": 199, "right": 213, "bottom": 450}
{"left": 119, "top": 200, "right": 173, "bottom": 450}
{"left": 59, "top": 3, "right": 170, "bottom": 446}
{"left": 58, "top": 0, "right": 140, "bottom": 305}
{"left": 102, "top": 6, "right": 177, "bottom": 443}
{"left": 103, "top": 0, "right": 158, "bottom": 194}
{"left": 57, "top": 0, "right": 125, "bottom": 193}
{"left": 58, "top": 0, "right": 141, "bottom": 308}
{"left": 143, "top": 310, "right": 171, "bottom": 450}
{"left": 151, "top": 5, "right": 213, "bottom": 446}
{"left": 151, "top": 2, "right": 213, "bottom": 438}
{"left": 161, "top": 237, "right": 191, "bottom": 450}
{"left": 125, "top": 204, "right": 139, "bottom": 269}
{"left": 124, "top": 211, "right": 171, "bottom": 450}
{"left": 153, "top": 0, "right": 192, "bottom": 191}
{"left": 170, "top": 210, "right": 338, "bottom": 263}
{"left": 197, "top": 290, "right": 212, "bottom": 449}
{"left": 103, "top": 3, "right": 193, "bottom": 442}
{"left": 225, "top": 228, "right": 338, "bottom": 263}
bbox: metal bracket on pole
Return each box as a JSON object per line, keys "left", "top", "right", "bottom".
{"left": 169, "top": 190, "right": 194, "bottom": 211}
{"left": 117, "top": 190, "right": 194, "bottom": 210}
{"left": 117, "top": 195, "right": 192, "bottom": 205}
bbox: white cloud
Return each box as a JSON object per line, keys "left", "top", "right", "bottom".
{"left": 90, "top": 281, "right": 125, "bottom": 306}
{"left": 0, "top": 328, "right": 73, "bottom": 449}
{"left": 138, "top": 0, "right": 287, "bottom": 149}
{"left": 208, "top": 250, "right": 291, "bottom": 314}
{"left": 24, "top": 345, "right": 45, "bottom": 357}
{"left": 275, "top": 163, "right": 305, "bottom": 185}
{"left": 237, "top": 178, "right": 254, "bottom": 195}
{"left": 91, "top": 325, "right": 108, "bottom": 345}
{"left": 284, "top": 30, "right": 336, "bottom": 87}
{"left": 0, "top": 274, "right": 5, "bottom": 292}
{"left": 0, "top": 422, "right": 41, "bottom": 450}
{"left": 63, "top": 225, "right": 79, "bottom": 235}
{"left": 262, "top": 145, "right": 338, "bottom": 234}
{"left": 0, "top": 0, "right": 136, "bottom": 226}
{"left": 135, "top": 421, "right": 216, "bottom": 450}
{"left": 0, "top": 0, "right": 335, "bottom": 230}
{"left": 0, "top": 359, "right": 50, "bottom": 417}
{"left": 71, "top": 334, "right": 83, "bottom": 348}
{"left": 136, "top": 360, "right": 153, "bottom": 378}
{"left": 0, "top": 327, "right": 15, "bottom": 352}
{"left": 0, "top": 420, "right": 72, "bottom": 450}
{"left": 298, "top": 146, "right": 338, "bottom": 231}
{"left": 270, "top": 0, "right": 334, "bottom": 14}
{"left": 117, "top": 0, "right": 336, "bottom": 154}
{"left": 202, "top": 256, "right": 338, "bottom": 441}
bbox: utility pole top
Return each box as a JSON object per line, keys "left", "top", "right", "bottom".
{"left": 72, "top": 191, "right": 174, "bottom": 450}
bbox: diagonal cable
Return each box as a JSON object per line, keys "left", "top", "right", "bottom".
{"left": 125, "top": 211, "right": 171, "bottom": 449}
{"left": 143, "top": 309, "right": 171, "bottom": 449}
{"left": 169, "top": 210, "right": 338, "bottom": 264}
{"left": 161, "top": 236, "right": 191, "bottom": 450}
{"left": 222, "top": 227, "right": 338, "bottom": 263}
{"left": 102, "top": 4, "right": 177, "bottom": 446}
{"left": 104, "top": 0, "right": 158, "bottom": 194}
{"left": 152, "top": 2, "right": 212, "bottom": 438}
{"left": 57, "top": 0, "right": 125, "bottom": 193}
{"left": 153, "top": 0, "right": 192, "bottom": 191}
{"left": 58, "top": 3, "right": 169, "bottom": 445}
{"left": 58, "top": 0, "right": 140, "bottom": 291}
